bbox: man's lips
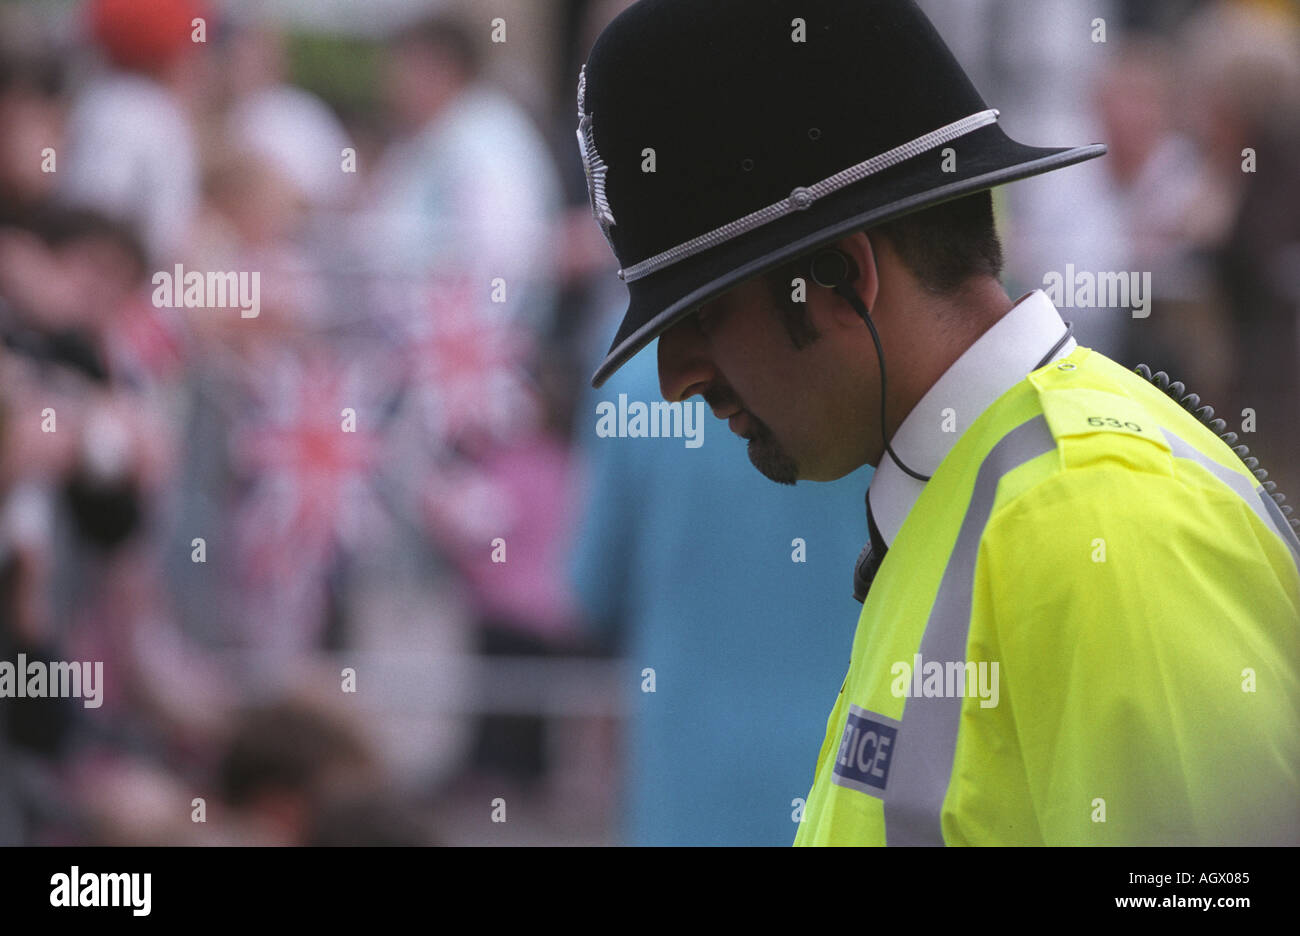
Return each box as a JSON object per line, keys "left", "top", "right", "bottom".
{"left": 709, "top": 399, "right": 750, "bottom": 437}
{"left": 720, "top": 409, "right": 749, "bottom": 436}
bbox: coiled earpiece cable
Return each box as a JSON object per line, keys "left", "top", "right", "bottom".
{"left": 1134, "top": 364, "right": 1298, "bottom": 533}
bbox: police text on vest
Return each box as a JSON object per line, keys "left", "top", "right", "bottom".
{"left": 831, "top": 705, "right": 900, "bottom": 796}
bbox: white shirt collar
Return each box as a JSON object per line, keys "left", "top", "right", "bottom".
{"left": 869, "top": 289, "right": 1076, "bottom": 547}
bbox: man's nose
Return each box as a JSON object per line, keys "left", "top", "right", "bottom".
{"left": 658, "top": 316, "right": 715, "bottom": 403}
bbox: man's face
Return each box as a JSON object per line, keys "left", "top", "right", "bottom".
{"left": 657, "top": 275, "right": 871, "bottom": 484}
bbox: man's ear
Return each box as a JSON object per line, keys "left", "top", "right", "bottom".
{"left": 832, "top": 231, "right": 880, "bottom": 322}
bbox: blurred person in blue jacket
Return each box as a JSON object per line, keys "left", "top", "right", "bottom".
{"left": 570, "top": 337, "right": 872, "bottom": 845}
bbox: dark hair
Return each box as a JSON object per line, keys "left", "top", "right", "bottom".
{"left": 219, "top": 700, "right": 372, "bottom": 807}
{"left": 764, "top": 191, "right": 1004, "bottom": 345}
{"left": 307, "top": 791, "right": 436, "bottom": 847}
{"left": 30, "top": 207, "right": 148, "bottom": 284}
{"left": 0, "top": 51, "right": 65, "bottom": 98}
{"left": 391, "top": 15, "right": 482, "bottom": 80}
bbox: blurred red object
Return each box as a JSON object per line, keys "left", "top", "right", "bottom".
{"left": 88, "top": 0, "right": 205, "bottom": 72}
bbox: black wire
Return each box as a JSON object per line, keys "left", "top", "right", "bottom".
{"left": 835, "top": 283, "right": 1073, "bottom": 484}
{"left": 1034, "top": 320, "right": 1075, "bottom": 371}
{"left": 835, "top": 285, "right": 931, "bottom": 481}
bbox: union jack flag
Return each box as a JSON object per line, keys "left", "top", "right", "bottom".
{"left": 226, "top": 343, "right": 401, "bottom": 651}
{"left": 402, "top": 272, "right": 540, "bottom": 452}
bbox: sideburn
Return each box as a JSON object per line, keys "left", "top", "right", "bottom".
{"left": 766, "top": 267, "right": 822, "bottom": 350}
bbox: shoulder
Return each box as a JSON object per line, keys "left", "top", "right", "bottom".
{"left": 975, "top": 348, "right": 1239, "bottom": 575}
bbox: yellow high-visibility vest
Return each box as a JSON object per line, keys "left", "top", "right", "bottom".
{"left": 795, "top": 344, "right": 1300, "bottom": 845}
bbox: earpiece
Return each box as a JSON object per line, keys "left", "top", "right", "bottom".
{"left": 809, "top": 248, "right": 860, "bottom": 289}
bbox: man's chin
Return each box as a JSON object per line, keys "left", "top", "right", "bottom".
{"left": 747, "top": 438, "right": 800, "bottom": 486}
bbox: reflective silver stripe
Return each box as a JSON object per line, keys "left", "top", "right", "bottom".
{"left": 883, "top": 415, "right": 1057, "bottom": 845}
{"left": 617, "top": 109, "right": 1000, "bottom": 283}
{"left": 1158, "top": 428, "right": 1299, "bottom": 559}
{"left": 881, "top": 418, "right": 1298, "bottom": 845}
{"left": 1259, "top": 491, "right": 1300, "bottom": 564}
{"left": 1162, "top": 429, "right": 1300, "bottom": 563}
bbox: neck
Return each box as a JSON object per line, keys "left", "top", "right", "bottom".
{"left": 879, "top": 278, "right": 1014, "bottom": 453}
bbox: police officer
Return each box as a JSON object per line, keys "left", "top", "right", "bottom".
{"left": 575, "top": 0, "right": 1300, "bottom": 845}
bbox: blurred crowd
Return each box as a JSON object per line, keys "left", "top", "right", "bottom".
{"left": 0, "top": 0, "right": 1296, "bottom": 845}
